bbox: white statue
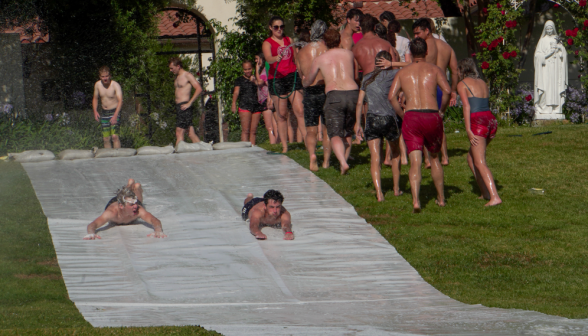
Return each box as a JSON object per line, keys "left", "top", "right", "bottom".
{"left": 534, "top": 20, "right": 568, "bottom": 119}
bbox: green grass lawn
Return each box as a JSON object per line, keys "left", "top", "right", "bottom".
{"left": 0, "top": 163, "right": 220, "bottom": 335}
{"left": 2, "top": 124, "right": 587, "bottom": 332}
{"left": 261, "top": 124, "right": 588, "bottom": 319}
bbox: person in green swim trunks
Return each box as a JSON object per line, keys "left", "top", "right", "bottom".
{"left": 92, "top": 66, "right": 123, "bottom": 148}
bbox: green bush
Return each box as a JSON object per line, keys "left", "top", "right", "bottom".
{"left": 0, "top": 113, "right": 152, "bottom": 156}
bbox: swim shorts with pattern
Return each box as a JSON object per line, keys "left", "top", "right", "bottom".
{"left": 100, "top": 108, "right": 120, "bottom": 138}
{"left": 402, "top": 110, "right": 444, "bottom": 154}
{"left": 303, "top": 84, "right": 326, "bottom": 127}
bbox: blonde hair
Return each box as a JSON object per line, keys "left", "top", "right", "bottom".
{"left": 115, "top": 186, "right": 136, "bottom": 204}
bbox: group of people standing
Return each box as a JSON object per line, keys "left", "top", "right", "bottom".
{"left": 232, "top": 9, "right": 502, "bottom": 211}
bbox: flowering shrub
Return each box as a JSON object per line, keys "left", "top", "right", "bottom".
{"left": 510, "top": 84, "right": 535, "bottom": 124}
{"left": 476, "top": 1, "right": 524, "bottom": 114}
{"left": 552, "top": 1, "right": 588, "bottom": 92}
{"left": 562, "top": 86, "right": 588, "bottom": 123}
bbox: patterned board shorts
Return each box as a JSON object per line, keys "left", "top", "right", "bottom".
{"left": 100, "top": 108, "right": 120, "bottom": 138}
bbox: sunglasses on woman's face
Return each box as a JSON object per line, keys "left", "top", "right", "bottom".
{"left": 273, "top": 25, "right": 285, "bottom": 30}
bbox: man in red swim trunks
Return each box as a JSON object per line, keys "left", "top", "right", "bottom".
{"left": 388, "top": 38, "right": 451, "bottom": 213}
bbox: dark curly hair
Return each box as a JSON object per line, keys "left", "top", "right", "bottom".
{"left": 263, "top": 189, "right": 284, "bottom": 205}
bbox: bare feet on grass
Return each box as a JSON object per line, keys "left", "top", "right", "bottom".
{"left": 441, "top": 159, "right": 449, "bottom": 166}
{"left": 376, "top": 190, "right": 385, "bottom": 202}
{"left": 340, "top": 163, "right": 350, "bottom": 175}
{"left": 394, "top": 190, "right": 403, "bottom": 197}
{"left": 322, "top": 160, "right": 330, "bottom": 169}
{"left": 412, "top": 201, "right": 421, "bottom": 213}
{"left": 435, "top": 199, "right": 446, "bottom": 207}
{"left": 485, "top": 198, "right": 502, "bottom": 207}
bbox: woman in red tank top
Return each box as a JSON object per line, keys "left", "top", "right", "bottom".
{"left": 262, "top": 16, "right": 306, "bottom": 153}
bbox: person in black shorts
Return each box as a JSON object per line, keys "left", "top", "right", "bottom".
{"left": 297, "top": 20, "right": 332, "bottom": 171}
{"left": 355, "top": 51, "right": 402, "bottom": 202}
{"left": 169, "top": 57, "right": 202, "bottom": 147}
{"left": 231, "top": 60, "right": 266, "bottom": 145}
{"left": 242, "top": 190, "right": 293, "bottom": 240}
{"left": 84, "top": 179, "right": 166, "bottom": 240}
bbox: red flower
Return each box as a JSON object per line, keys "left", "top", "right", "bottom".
{"left": 497, "top": 3, "right": 502, "bottom": 8}
{"left": 510, "top": 51, "right": 517, "bottom": 58}
{"left": 525, "top": 95, "right": 532, "bottom": 102}
{"left": 581, "top": 0, "right": 587, "bottom": 7}
{"left": 471, "top": 53, "right": 477, "bottom": 57}
{"left": 502, "top": 51, "right": 511, "bottom": 59}
{"left": 482, "top": 8, "right": 488, "bottom": 14}
{"left": 575, "top": 50, "right": 580, "bottom": 56}
{"left": 480, "top": 41, "right": 488, "bottom": 48}
{"left": 498, "top": 36, "right": 504, "bottom": 43}
{"left": 481, "top": 61, "right": 490, "bottom": 69}
{"left": 554, "top": 3, "right": 559, "bottom": 7}
{"left": 488, "top": 40, "right": 499, "bottom": 51}
{"left": 572, "top": 30, "right": 578, "bottom": 37}
{"left": 566, "top": 29, "right": 572, "bottom": 36}
{"left": 506, "top": 21, "right": 518, "bottom": 28}
{"left": 568, "top": 38, "right": 574, "bottom": 45}
{"left": 574, "top": 27, "right": 579, "bottom": 32}
{"left": 501, "top": 10, "right": 506, "bottom": 15}
{"left": 584, "top": 20, "right": 588, "bottom": 27}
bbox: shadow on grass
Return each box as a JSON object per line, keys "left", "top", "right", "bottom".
{"left": 468, "top": 176, "right": 504, "bottom": 195}
{"left": 448, "top": 148, "right": 469, "bottom": 157}
{"left": 419, "top": 182, "right": 463, "bottom": 210}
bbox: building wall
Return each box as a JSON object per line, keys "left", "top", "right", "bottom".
{"left": 171, "top": 0, "right": 239, "bottom": 92}
{"left": 0, "top": 34, "right": 26, "bottom": 116}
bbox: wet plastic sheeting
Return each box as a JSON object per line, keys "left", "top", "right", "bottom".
{"left": 22, "top": 148, "right": 588, "bottom": 335}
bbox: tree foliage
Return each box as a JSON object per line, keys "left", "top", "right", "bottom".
{"left": 0, "top": 0, "right": 201, "bottom": 145}
{"left": 475, "top": 1, "right": 524, "bottom": 113}
{"left": 552, "top": 1, "right": 588, "bottom": 91}
{"left": 208, "top": 0, "right": 341, "bottom": 132}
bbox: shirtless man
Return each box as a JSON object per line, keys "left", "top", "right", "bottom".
{"left": 169, "top": 57, "right": 203, "bottom": 147}
{"left": 92, "top": 66, "right": 123, "bottom": 149}
{"left": 242, "top": 190, "right": 293, "bottom": 240}
{"left": 353, "top": 15, "right": 399, "bottom": 78}
{"left": 340, "top": 8, "right": 363, "bottom": 50}
{"left": 297, "top": 20, "right": 332, "bottom": 171}
{"left": 84, "top": 179, "right": 166, "bottom": 240}
{"left": 302, "top": 29, "right": 359, "bottom": 175}
{"left": 412, "top": 18, "right": 458, "bottom": 166}
{"left": 388, "top": 38, "right": 451, "bottom": 213}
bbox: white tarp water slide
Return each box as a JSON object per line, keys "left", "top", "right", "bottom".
{"left": 22, "top": 147, "right": 588, "bottom": 335}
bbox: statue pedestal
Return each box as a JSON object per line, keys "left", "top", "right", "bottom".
{"left": 531, "top": 119, "right": 570, "bottom": 127}
{"left": 534, "top": 113, "right": 565, "bottom": 120}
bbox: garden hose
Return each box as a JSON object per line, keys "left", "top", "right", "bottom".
{"left": 272, "top": 48, "right": 297, "bottom": 100}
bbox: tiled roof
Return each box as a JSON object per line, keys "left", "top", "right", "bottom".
{"left": 339, "top": 0, "right": 445, "bottom": 20}
{"left": 2, "top": 20, "right": 49, "bottom": 44}
{"left": 158, "top": 9, "right": 204, "bottom": 38}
